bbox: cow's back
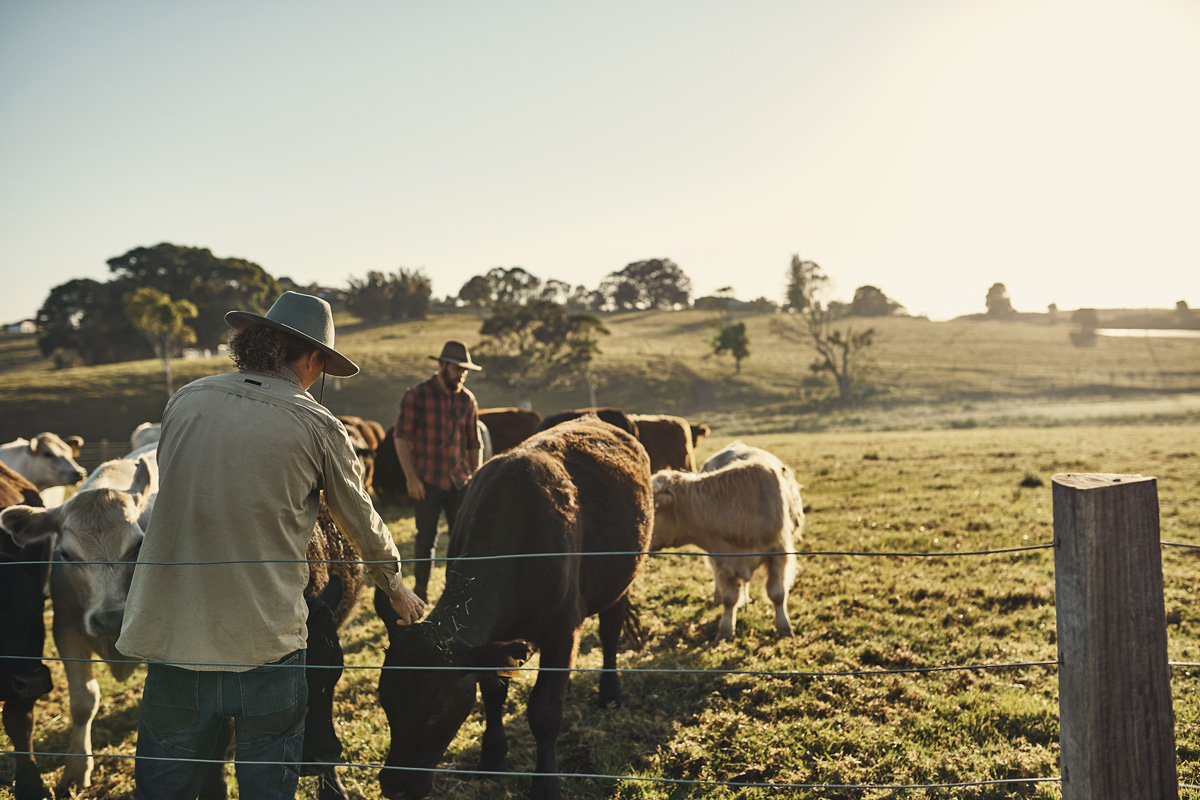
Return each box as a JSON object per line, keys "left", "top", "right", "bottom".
{"left": 445, "top": 418, "right": 652, "bottom": 637}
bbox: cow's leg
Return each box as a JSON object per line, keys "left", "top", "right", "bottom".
{"left": 714, "top": 568, "right": 743, "bottom": 641}
{"left": 54, "top": 628, "right": 99, "bottom": 791}
{"left": 3, "top": 697, "right": 50, "bottom": 800}
{"left": 765, "top": 554, "right": 794, "bottom": 637}
{"left": 477, "top": 674, "right": 510, "bottom": 773}
{"left": 596, "top": 597, "right": 626, "bottom": 708}
{"left": 316, "top": 768, "right": 349, "bottom": 800}
{"left": 526, "top": 627, "right": 579, "bottom": 800}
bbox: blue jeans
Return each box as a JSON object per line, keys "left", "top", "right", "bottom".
{"left": 135, "top": 650, "right": 308, "bottom": 800}
{"left": 412, "top": 480, "right": 464, "bottom": 597}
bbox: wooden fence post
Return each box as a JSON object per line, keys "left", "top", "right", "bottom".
{"left": 1053, "top": 473, "right": 1178, "bottom": 800}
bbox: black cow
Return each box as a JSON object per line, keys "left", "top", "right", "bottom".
{"left": 373, "top": 417, "right": 653, "bottom": 800}
{"left": 0, "top": 463, "right": 53, "bottom": 800}
{"left": 200, "top": 497, "right": 364, "bottom": 800}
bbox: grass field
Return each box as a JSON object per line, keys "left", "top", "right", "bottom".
{"left": 2, "top": 311, "right": 1200, "bottom": 799}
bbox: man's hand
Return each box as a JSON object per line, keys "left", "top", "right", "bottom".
{"left": 387, "top": 584, "right": 426, "bottom": 624}
{"left": 405, "top": 477, "right": 426, "bottom": 503}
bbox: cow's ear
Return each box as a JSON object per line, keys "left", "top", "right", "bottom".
{"left": 0, "top": 505, "right": 60, "bottom": 546}
{"left": 654, "top": 490, "right": 674, "bottom": 511}
{"left": 315, "top": 574, "right": 344, "bottom": 614}
{"left": 464, "top": 639, "right": 535, "bottom": 678}
{"left": 128, "top": 457, "right": 154, "bottom": 509}
{"left": 373, "top": 586, "right": 402, "bottom": 637}
{"left": 66, "top": 436, "right": 84, "bottom": 457}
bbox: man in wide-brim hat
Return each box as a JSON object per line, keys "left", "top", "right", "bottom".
{"left": 392, "top": 339, "right": 482, "bottom": 601}
{"left": 119, "top": 291, "right": 425, "bottom": 800}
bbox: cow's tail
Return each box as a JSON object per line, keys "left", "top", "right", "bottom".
{"left": 622, "top": 597, "right": 649, "bottom": 652}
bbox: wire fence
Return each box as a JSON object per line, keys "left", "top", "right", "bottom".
{"left": 5, "top": 537, "right": 1199, "bottom": 794}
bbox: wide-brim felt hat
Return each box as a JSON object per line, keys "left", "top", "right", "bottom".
{"left": 225, "top": 291, "right": 360, "bottom": 377}
{"left": 429, "top": 340, "right": 482, "bottom": 370}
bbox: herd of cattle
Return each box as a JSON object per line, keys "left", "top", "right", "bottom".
{"left": 0, "top": 410, "right": 805, "bottom": 800}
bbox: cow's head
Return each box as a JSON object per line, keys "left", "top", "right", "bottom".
{"left": 372, "top": 588, "right": 533, "bottom": 799}
{"left": 8, "top": 432, "right": 88, "bottom": 491}
{"left": 649, "top": 471, "right": 687, "bottom": 550}
{"left": 0, "top": 457, "right": 152, "bottom": 640}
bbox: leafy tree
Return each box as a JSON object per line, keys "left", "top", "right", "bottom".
{"left": 474, "top": 300, "right": 609, "bottom": 407}
{"left": 770, "top": 258, "right": 876, "bottom": 400}
{"left": 707, "top": 318, "right": 750, "bottom": 372}
{"left": 849, "top": 285, "right": 905, "bottom": 317}
{"left": 124, "top": 287, "right": 199, "bottom": 397}
{"left": 985, "top": 283, "right": 1016, "bottom": 318}
{"left": 487, "top": 267, "right": 543, "bottom": 305}
{"left": 784, "top": 255, "right": 826, "bottom": 313}
{"left": 1072, "top": 307, "right": 1099, "bottom": 331}
{"left": 540, "top": 279, "right": 571, "bottom": 305}
{"left": 389, "top": 268, "right": 432, "bottom": 321}
{"left": 1176, "top": 300, "right": 1196, "bottom": 328}
{"left": 458, "top": 274, "right": 495, "bottom": 313}
{"left": 107, "top": 243, "right": 279, "bottom": 349}
{"left": 36, "top": 278, "right": 150, "bottom": 366}
{"left": 346, "top": 269, "right": 432, "bottom": 324}
{"left": 601, "top": 258, "right": 691, "bottom": 310}
{"left": 345, "top": 271, "right": 392, "bottom": 324}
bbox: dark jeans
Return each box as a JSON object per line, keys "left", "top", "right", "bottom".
{"left": 135, "top": 650, "right": 308, "bottom": 800}
{"left": 412, "top": 480, "right": 464, "bottom": 597}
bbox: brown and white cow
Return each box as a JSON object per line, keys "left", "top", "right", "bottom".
{"left": 651, "top": 441, "right": 803, "bottom": 641}
{"left": 374, "top": 417, "right": 653, "bottom": 800}
{"left": 0, "top": 432, "right": 88, "bottom": 493}
{"left": 0, "top": 448, "right": 156, "bottom": 792}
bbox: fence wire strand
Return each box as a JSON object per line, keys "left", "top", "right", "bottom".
{"left": 0, "top": 748, "right": 1064, "bottom": 792}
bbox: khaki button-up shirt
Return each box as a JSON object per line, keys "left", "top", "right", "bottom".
{"left": 117, "top": 368, "right": 403, "bottom": 670}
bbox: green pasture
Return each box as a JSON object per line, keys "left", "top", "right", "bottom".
{"left": 5, "top": 425, "right": 1200, "bottom": 799}
{"left": 3, "top": 311, "right": 1200, "bottom": 798}
{"left": 2, "top": 310, "right": 1200, "bottom": 447}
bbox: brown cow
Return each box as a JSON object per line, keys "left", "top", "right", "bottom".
{"left": 373, "top": 417, "right": 653, "bottom": 800}
{"left": 630, "top": 414, "right": 700, "bottom": 473}
{"left": 535, "top": 406, "right": 638, "bottom": 440}
{"left": 336, "top": 415, "right": 387, "bottom": 494}
{"left": 478, "top": 407, "right": 542, "bottom": 455}
{"left": 1, "top": 463, "right": 54, "bottom": 800}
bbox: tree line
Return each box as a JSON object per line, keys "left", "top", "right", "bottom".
{"left": 32, "top": 242, "right": 915, "bottom": 403}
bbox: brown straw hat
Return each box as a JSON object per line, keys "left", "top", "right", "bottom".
{"left": 225, "top": 291, "right": 359, "bottom": 377}
{"left": 429, "top": 340, "right": 482, "bottom": 371}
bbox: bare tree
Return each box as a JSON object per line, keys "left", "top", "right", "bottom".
{"left": 771, "top": 258, "right": 875, "bottom": 400}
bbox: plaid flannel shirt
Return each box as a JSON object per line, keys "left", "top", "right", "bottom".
{"left": 394, "top": 374, "right": 480, "bottom": 490}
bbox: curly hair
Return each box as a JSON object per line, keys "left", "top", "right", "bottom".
{"left": 228, "top": 325, "right": 316, "bottom": 374}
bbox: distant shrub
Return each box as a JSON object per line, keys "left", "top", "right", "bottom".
{"left": 1019, "top": 472, "right": 1045, "bottom": 488}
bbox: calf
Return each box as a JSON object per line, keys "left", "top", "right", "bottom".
{"left": 0, "top": 451, "right": 155, "bottom": 792}
{"left": 374, "top": 418, "right": 653, "bottom": 800}
{"left": 129, "top": 422, "right": 161, "bottom": 452}
{"left": 0, "top": 433, "right": 87, "bottom": 493}
{"left": 651, "top": 441, "right": 803, "bottom": 641}
{"left": 0, "top": 464, "right": 53, "bottom": 800}
{"left": 630, "top": 414, "right": 698, "bottom": 473}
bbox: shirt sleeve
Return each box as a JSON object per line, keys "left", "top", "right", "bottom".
{"left": 395, "top": 386, "right": 420, "bottom": 442}
{"left": 320, "top": 421, "right": 404, "bottom": 594}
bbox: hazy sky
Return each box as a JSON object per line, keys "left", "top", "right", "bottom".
{"left": 2, "top": 0, "right": 1198, "bottom": 325}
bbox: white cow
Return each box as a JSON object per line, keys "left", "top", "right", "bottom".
{"left": 650, "top": 441, "right": 803, "bottom": 641}
{"left": 0, "top": 432, "right": 88, "bottom": 492}
{"left": 129, "top": 421, "right": 161, "bottom": 452}
{"left": 0, "top": 447, "right": 157, "bottom": 792}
